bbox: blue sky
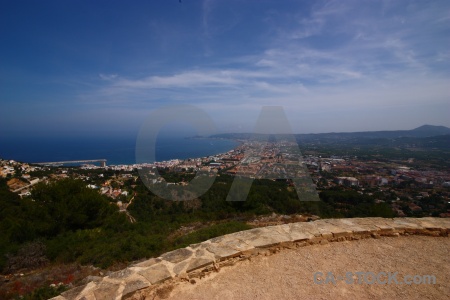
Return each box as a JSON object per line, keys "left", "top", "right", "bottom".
{"left": 1, "top": 0, "right": 449, "bottom": 137}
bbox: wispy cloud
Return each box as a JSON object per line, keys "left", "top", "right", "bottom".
{"left": 82, "top": 0, "right": 450, "bottom": 131}
{"left": 202, "top": 0, "right": 213, "bottom": 39}
{"left": 3, "top": 0, "right": 449, "bottom": 136}
{"left": 99, "top": 73, "right": 118, "bottom": 81}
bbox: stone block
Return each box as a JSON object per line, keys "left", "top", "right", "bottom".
{"left": 186, "top": 257, "right": 214, "bottom": 272}
{"left": 139, "top": 264, "right": 172, "bottom": 284}
{"left": 220, "top": 238, "right": 254, "bottom": 252}
{"left": 60, "top": 282, "right": 96, "bottom": 299}
{"left": 299, "top": 222, "right": 321, "bottom": 235}
{"left": 265, "top": 228, "right": 293, "bottom": 244}
{"left": 391, "top": 219, "right": 422, "bottom": 230}
{"left": 332, "top": 230, "right": 353, "bottom": 238}
{"left": 122, "top": 279, "right": 151, "bottom": 297}
{"left": 206, "top": 244, "right": 241, "bottom": 260}
{"left": 77, "top": 293, "right": 97, "bottom": 300}
{"left": 108, "top": 268, "right": 135, "bottom": 280}
{"left": 173, "top": 260, "right": 190, "bottom": 275}
{"left": 289, "top": 223, "right": 318, "bottom": 239}
{"left": 245, "top": 234, "right": 281, "bottom": 248}
{"left": 327, "top": 219, "right": 373, "bottom": 235}
{"left": 320, "top": 232, "right": 333, "bottom": 239}
{"left": 161, "top": 248, "right": 193, "bottom": 264}
{"left": 415, "top": 218, "right": 446, "bottom": 230}
{"left": 132, "top": 258, "right": 161, "bottom": 268}
{"left": 195, "top": 248, "right": 215, "bottom": 259}
{"left": 93, "top": 282, "right": 122, "bottom": 300}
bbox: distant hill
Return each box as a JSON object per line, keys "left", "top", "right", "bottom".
{"left": 299, "top": 124, "right": 450, "bottom": 140}
{"left": 410, "top": 124, "right": 450, "bottom": 135}
{"left": 210, "top": 125, "right": 450, "bottom": 150}
{"left": 211, "top": 125, "right": 450, "bottom": 141}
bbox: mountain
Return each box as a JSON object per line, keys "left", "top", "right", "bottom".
{"left": 211, "top": 125, "right": 450, "bottom": 141}
{"left": 211, "top": 125, "right": 450, "bottom": 140}
{"left": 410, "top": 125, "right": 450, "bottom": 135}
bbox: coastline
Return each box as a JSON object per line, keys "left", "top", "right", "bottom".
{"left": 99, "top": 138, "right": 244, "bottom": 171}
{"left": 0, "top": 136, "right": 240, "bottom": 167}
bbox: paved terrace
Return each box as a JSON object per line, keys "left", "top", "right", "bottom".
{"left": 51, "top": 217, "right": 450, "bottom": 300}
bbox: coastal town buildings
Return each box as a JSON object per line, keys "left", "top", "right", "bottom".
{"left": 1, "top": 140, "right": 449, "bottom": 217}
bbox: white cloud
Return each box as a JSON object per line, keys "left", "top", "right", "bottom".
{"left": 99, "top": 73, "right": 118, "bottom": 81}
{"left": 81, "top": 1, "right": 450, "bottom": 132}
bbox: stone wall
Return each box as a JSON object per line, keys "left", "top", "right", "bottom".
{"left": 51, "top": 217, "right": 450, "bottom": 300}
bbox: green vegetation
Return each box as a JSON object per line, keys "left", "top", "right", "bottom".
{"left": 319, "top": 189, "right": 396, "bottom": 218}
{"left": 158, "top": 168, "right": 196, "bottom": 183}
{"left": 172, "top": 222, "right": 252, "bottom": 248}
{"left": 0, "top": 178, "right": 128, "bottom": 271}
{"left": 18, "top": 284, "right": 68, "bottom": 300}
{"left": 0, "top": 174, "right": 400, "bottom": 277}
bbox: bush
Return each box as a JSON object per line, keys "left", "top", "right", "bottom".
{"left": 20, "top": 284, "right": 68, "bottom": 300}
{"left": 173, "top": 221, "right": 252, "bottom": 248}
{"left": 5, "top": 241, "right": 48, "bottom": 273}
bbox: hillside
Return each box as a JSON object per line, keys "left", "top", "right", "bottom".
{"left": 211, "top": 125, "right": 450, "bottom": 142}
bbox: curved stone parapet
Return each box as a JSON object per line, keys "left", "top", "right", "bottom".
{"left": 51, "top": 217, "right": 450, "bottom": 300}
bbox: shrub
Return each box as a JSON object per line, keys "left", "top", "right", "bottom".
{"left": 5, "top": 241, "right": 48, "bottom": 273}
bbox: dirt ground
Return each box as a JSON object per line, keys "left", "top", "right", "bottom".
{"left": 141, "top": 236, "right": 449, "bottom": 300}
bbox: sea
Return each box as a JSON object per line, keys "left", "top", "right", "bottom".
{"left": 0, "top": 135, "right": 239, "bottom": 166}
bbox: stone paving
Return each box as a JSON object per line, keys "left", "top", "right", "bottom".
{"left": 51, "top": 217, "right": 450, "bottom": 300}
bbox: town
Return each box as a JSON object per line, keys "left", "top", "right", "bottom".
{"left": 2, "top": 139, "right": 450, "bottom": 218}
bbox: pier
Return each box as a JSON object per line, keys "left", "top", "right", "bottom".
{"left": 34, "top": 159, "right": 107, "bottom": 167}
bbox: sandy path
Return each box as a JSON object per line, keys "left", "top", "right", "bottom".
{"left": 142, "top": 236, "right": 449, "bottom": 300}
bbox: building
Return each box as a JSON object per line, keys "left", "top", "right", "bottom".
{"left": 335, "top": 177, "right": 359, "bottom": 187}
